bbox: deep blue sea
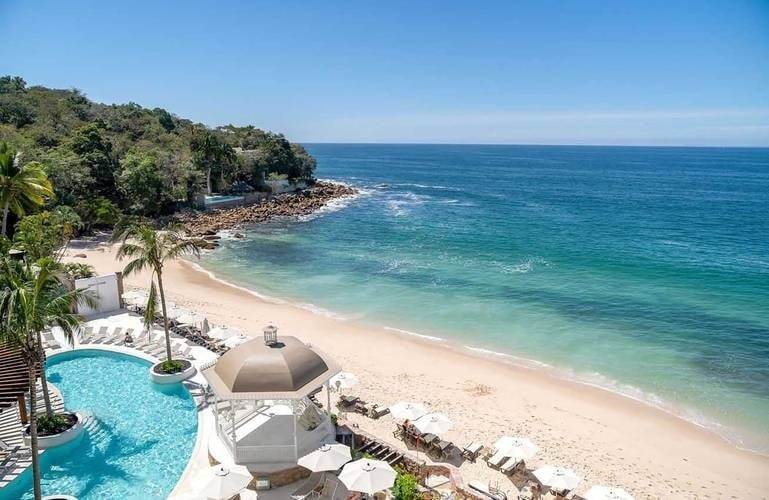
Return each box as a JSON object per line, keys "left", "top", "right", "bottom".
{"left": 201, "top": 144, "right": 769, "bottom": 453}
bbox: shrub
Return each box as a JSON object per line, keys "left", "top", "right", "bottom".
{"left": 392, "top": 467, "right": 419, "bottom": 500}
{"left": 159, "top": 359, "right": 184, "bottom": 374}
{"left": 37, "top": 413, "right": 68, "bottom": 435}
{"left": 61, "top": 262, "right": 95, "bottom": 280}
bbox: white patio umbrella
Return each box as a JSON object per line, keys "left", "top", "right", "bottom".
{"left": 196, "top": 464, "right": 252, "bottom": 499}
{"left": 298, "top": 443, "right": 352, "bottom": 472}
{"left": 413, "top": 412, "right": 452, "bottom": 435}
{"left": 533, "top": 466, "right": 582, "bottom": 492}
{"left": 389, "top": 401, "right": 427, "bottom": 421}
{"left": 175, "top": 312, "right": 203, "bottom": 326}
{"left": 339, "top": 459, "right": 396, "bottom": 495}
{"left": 223, "top": 335, "right": 249, "bottom": 348}
{"left": 208, "top": 327, "right": 236, "bottom": 340}
{"left": 330, "top": 372, "right": 359, "bottom": 391}
{"left": 583, "top": 485, "right": 634, "bottom": 500}
{"left": 493, "top": 436, "right": 539, "bottom": 461}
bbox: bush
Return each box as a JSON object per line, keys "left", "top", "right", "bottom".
{"left": 36, "top": 413, "right": 68, "bottom": 435}
{"left": 391, "top": 467, "right": 419, "bottom": 500}
{"left": 61, "top": 262, "right": 95, "bottom": 280}
{"left": 159, "top": 359, "right": 184, "bottom": 374}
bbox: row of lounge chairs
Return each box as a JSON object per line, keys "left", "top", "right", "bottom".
{"left": 336, "top": 395, "right": 390, "bottom": 419}
{"left": 393, "top": 422, "right": 458, "bottom": 461}
{"left": 356, "top": 437, "right": 405, "bottom": 467}
{"left": 132, "top": 304, "right": 229, "bottom": 355}
{"left": 74, "top": 325, "right": 196, "bottom": 360}
{"left": 0, "top": 439, "right": 31, "bottom": 477}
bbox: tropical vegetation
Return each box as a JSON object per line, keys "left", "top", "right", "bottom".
{"left": 0, "top": 75, "right": 316, "bottom": 235}
{"left": 113, "top": 222, "right": 202, "bottom": 365}
{"left": 0, "top": 256, "right": 94, "bottom": 500}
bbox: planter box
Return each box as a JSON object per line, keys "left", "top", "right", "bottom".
{"left": 149, "top": 360, "right": 196, "bottom": 384}
{"left": 24, "top": 412, "right": 83, "bottom": 449}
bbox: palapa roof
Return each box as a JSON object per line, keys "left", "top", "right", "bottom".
{"left": 203, "top": 336, "right": 341, "bottom": 400}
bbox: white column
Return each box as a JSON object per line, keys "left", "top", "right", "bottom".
{"left": 292, "top": 400, "right": 299, "bottom": 460}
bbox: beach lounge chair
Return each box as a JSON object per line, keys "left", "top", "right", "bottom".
{"left": 366, "top": 403, "right": 390, "bottom": 419}
{"left": 291, "top": 471, "right": 325, "bottom": 499}
{"left": 499, "top": 457, "right": 523, "bottom": 475}
{"left": 94, "top": 327, "right": 122, "bottom": 344}
{"left": 84, "top": 326, "right": 108, "bottom": 343}
{"left": 430, "top": 439, "right": 454, "bottom": 460}
{"left": 462, "top": 441, "right": 484, "bottom": 462}
{"left": 78, "top": 326, "right": 94, "bottom": 343}
{"left": 486, "top": 449, "right": 508, "bottom": 469}
{"left": 42, "top": 331, "right": 61, "bottom": 350}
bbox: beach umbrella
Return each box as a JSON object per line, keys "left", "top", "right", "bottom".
{"left": 413, "top": 412, "right": 453, "bottom": 435}
{"left": 202, "top": 318, "right": 211, "bottom": 334}
{"left": 196, "top": 464, "right": 252, "bottom": 499}
{"left": 339, "top": 459, "right": 396, "bottom": 495}
{"left": 176, "top": 312, "right": 203, "bottom": 326}
{"left": 330, "top": 372, "right": 359, "bottom": 391}
{"left": 223, "top": 335, "right": 249, "bottom": 348}
{"left": 208, "top": 327, "right": 238, "bottom": 340}
{"left": 583, "top": 486, "right": 634, "bottom": 500}
{"left": 298, "top": 443, "right": 352, "bottom": 472}
{"left": 533, "top": 466, "right": 581, "bottom": 491}
{"left": 493, "top": 436, "right": 539, "bottom": 461}
{"left": 389, "top": 401, "right": 427, "bottom": 421}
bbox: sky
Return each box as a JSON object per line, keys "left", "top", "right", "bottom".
{"left": 2, "top": 0, "right": 769, "bottom": 146}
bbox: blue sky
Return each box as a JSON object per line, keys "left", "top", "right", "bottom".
{"left": 2, "top": 0, "right": 768, "bottom": 146}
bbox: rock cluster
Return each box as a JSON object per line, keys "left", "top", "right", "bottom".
{"left": 175, "top": 181, "right": 357, "bottom": 244}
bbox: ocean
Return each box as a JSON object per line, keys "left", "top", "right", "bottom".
{"left": 200, "top": 144, "right": 769, "bottom": 454}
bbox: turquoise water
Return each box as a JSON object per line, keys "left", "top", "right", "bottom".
{"left": 1, "top": 350, "right": 197, "bottom": 500}
{"left": 200, "top": 144, "right": 769, "bottom": 453}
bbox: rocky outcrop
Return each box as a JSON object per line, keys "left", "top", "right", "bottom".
{"left": 175, "top": 181, "right": 357, "bottom": 239}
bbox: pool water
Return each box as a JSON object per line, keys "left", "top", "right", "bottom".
{"left": 1, "top": 350, "right": 198, "bottom": 500}
{"left": 205, "top": 194, "right": 244, "bottom": 204}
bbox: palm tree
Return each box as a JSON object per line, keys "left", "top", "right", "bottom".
{"left": 0, "top": 143, "right": 54, "bottom": 236}
{"left": 0, "top": 257, "right": 94, "bottom": 500}
{"left": 113, "top": 223, "right": 202, "bottom": 362}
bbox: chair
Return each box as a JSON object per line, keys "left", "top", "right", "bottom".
{"left": 499, "top": 457, "right": 522, "bottom": 475}
{"left": 42, "top": 331, "right": 61, "bottom": 350}
{"left": 486, "top": 449, "right": 507, "bottom": 469}
{"left": 78, "top": 326, "right": 94, "bottom": 343}
{"left": 290, "top": 471, "right": 325, "bottom": 499}
{"left": 461, "top": 441, "right": 484, "bottom": 462}
{"left": 94, "top": 327, "right": 122, "bottom": 344}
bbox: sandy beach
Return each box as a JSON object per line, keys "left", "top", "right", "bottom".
{"left": 64, "top": 241, "right": 769, "bottom": 499}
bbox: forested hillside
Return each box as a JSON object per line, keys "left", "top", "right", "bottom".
{"left": 0, "top": 75, "right": 316, "bottom": 227}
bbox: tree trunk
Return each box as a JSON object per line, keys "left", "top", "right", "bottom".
{"left": 27, "top": 357, "right": 42, "bottom": 500}
{"left": 2, "top": 200, "right": 9, "bottom": 237}
{"left": 206, "top": 168, "right": 212, "bottom": 195}
{"left": 156, "top": 271, "right": 173, "bottom": 362}
{"left": 36, "top": 331, "right": 53, "bottom": 417}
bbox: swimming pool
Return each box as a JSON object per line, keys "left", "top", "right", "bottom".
{"left": 205, "top": 194, "right": 244, "bottom": 204}
{"left": 1, "top": 349, "right": 198, "bottom": 500}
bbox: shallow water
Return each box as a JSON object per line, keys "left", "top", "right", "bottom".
{"left": 201, "top": 144, "right": 769, "bottom": 453}
{"left": 2, "top": 350, "right": 197, "bottom": 500}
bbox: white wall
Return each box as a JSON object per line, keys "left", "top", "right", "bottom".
{"left": 75, "top": 274, "right": 121, "bottom": 317}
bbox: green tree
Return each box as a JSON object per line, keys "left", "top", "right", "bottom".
{"left": 0, "top": 143, "right": 54, "bottom": 236}
{"left": 117, "top": 151, "right": 173, "bottom": 215}
{"left": 13, "top": 206, "right": 82, "bottom": 261}
{"left": 391, "top": 468, "right": 419, "bottom": 500}
{"left": 69, "top": 124, "right": 116, "bottom": 196}
{"left": 190, "top": 129, "right": 237, "bottom": 194}
{"left": 0, "top": 257, "right": 93, "bottom": 500}
{"left": 113, "top": 223, "right": 202, "bottom": 362}
{"left": 73, "top": 196, "right": 122, "bottom": 233}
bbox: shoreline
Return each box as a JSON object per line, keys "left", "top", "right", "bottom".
{"left": 191, "top": 260, "right": 766, "bottom": 459}
{"left": 65, "top": 243, "right": 769, "bottom": 498}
